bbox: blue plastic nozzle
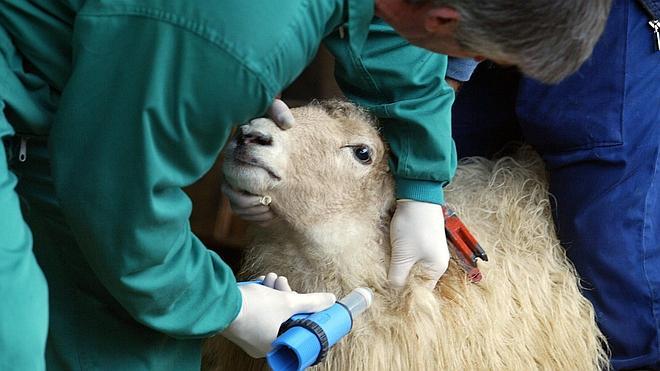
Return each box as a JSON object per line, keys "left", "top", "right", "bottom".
{"left": 266, "top": 287, "right": 373, "bottom": 371}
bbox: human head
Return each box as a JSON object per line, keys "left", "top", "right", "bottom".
{"left": 376, "top": 0, "right": 612, "bottom": 83}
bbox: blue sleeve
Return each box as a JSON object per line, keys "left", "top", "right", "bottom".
{"left": 446, "top": 57, "right": 480, "bottom": 82}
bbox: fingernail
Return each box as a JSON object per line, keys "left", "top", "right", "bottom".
{"left": 278, "top": 114, "right": 295, "bottom": 129}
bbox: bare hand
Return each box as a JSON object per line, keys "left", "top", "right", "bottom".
{"left": 445, "top": 78, "right": 462, "bottom": 92}
{"left": 221, "top": 182, "right": 275, "bottom": 226}
{"left": 220, "top": 99, "right": 294, "bottom": 224}
{"left": 267, "top": 99, "right": 295, "bottom": 129}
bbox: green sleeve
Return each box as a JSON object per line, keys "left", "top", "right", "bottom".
{"left": 49, "top": 13, "right": 272, "bottom": 338}
{"left": 324, "top": 18, "right": 457, "bottom": 204}
{"left": 1, "top": 123, "right": 48, "bottom": 371}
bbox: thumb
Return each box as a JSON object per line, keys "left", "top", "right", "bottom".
{"left": 289, "top": 292, "right": 336, "bottom": 314}
{"left": 420, "top": 261, "right": 448, "bottom": 290}
{"left": 221, "top": 182, "right": 261, "bottom": 208}
{"left": 268, "top": 99, "right": 295, "bottom": 129}
{"left": 388, "top": 260, "right": 416, "bottom": 289}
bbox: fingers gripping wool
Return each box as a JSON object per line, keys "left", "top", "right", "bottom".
{"left": 203, "top": 101, "right": 608, "bottom": 371}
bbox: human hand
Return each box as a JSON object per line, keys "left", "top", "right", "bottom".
{"left": 388, "top": 200, "right": 450, "bottom": 289}
{"left": 445, "top": 78, "right": 462, "bottom": 92}
{"left": 220, "top": 181, "right": 274, "bottom": 225}
{"left": 221, "top": 273, "right": 336, "bottom": 358}
{"left": 221, "top": 99, "right": 294, "bottom": 223}
{"left": 267, "top": 98, "right": 295, "bottom": 129}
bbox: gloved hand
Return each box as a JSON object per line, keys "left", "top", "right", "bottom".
{"left": 257, "top": 272, "right": 295, "bottom": 291}
{"left": 221, "top": 273, "right": 336, "bottom": 358}
{"left": 222, "top": 99, "right": 294, "bottom": 224}
{"left": 388, "top": 199, "right": 450, "bottom": 289}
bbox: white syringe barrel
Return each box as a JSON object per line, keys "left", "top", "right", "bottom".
{"left": 338, "top": 287, "right": 373, "bottom": 317}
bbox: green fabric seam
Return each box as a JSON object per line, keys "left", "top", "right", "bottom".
{"left": 77, "top": 8, "right": 277, "bottom": 97}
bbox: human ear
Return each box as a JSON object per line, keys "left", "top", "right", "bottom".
{"left": 423, "top": 6, "right": 460, "bottom": 33}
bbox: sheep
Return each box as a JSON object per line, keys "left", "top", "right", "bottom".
{"left": 203, "top": 100, "right": 608, "bottom": 371}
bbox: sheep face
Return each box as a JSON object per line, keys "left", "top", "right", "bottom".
{"left": 222, "top": 102, "right": 394, "bottom": 229}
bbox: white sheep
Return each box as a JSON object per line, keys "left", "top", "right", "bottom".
{"left": 203, "top": 100, "right": 608, "bottom": 371}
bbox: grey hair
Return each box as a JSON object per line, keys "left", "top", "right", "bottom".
{"left": 408, "top": 0, "right": 612, "bottom": 83}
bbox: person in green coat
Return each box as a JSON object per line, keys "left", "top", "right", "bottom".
{"left": 0, "top": 0, "right": 609, "bottom": 369}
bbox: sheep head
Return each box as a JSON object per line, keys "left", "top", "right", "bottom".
{"left": 223, "top": 100, "right": 395, "bottom": 237}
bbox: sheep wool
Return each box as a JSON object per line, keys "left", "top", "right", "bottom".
{"left": 203, "top": 100, "right": 608, "bottom": 371}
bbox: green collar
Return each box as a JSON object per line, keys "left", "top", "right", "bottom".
{"left": 346, "top": 0, "right": 375, "bottom": 54}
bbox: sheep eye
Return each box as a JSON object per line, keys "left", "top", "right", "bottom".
{"left": 352, "top": 145, "right": 372, "bottom": 165}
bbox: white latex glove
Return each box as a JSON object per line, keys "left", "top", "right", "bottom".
{"left": 388, "top": 199, "right": 450, "bottom": 289}
{"left": 257, "top": 272, "right": 295, "bottom": 291}
{"left": 221, "top": 273, "right": 336, "bottom": 358}
{"left": 222, "top": 99, "right": 294, "bottom": 224}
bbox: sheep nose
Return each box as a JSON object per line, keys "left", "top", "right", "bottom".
{"left": 236, "top": 127, "right": 273, "bottom": 146}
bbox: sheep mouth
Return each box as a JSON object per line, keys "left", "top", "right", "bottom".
{"left": 232, "top": 153, "right": 282, "bottom": 181}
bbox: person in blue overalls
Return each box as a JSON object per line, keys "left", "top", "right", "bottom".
{"left": 449, "top": 0, "right": 660, "bottom": 368}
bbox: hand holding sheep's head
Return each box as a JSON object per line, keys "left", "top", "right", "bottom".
{"left": 222, "top": 100, "right": 395, "bottom": 227}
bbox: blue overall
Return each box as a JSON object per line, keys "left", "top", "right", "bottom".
{"left": 452, "top": 0, "right": 660, "bottom": 368}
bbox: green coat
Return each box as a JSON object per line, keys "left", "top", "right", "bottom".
{"left": 0, "top": 0, "right": 456, "bottom": 369}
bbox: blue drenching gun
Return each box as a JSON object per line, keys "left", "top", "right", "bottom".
{"left": 266, "top": 287, "right": 374, "bottom": 371}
